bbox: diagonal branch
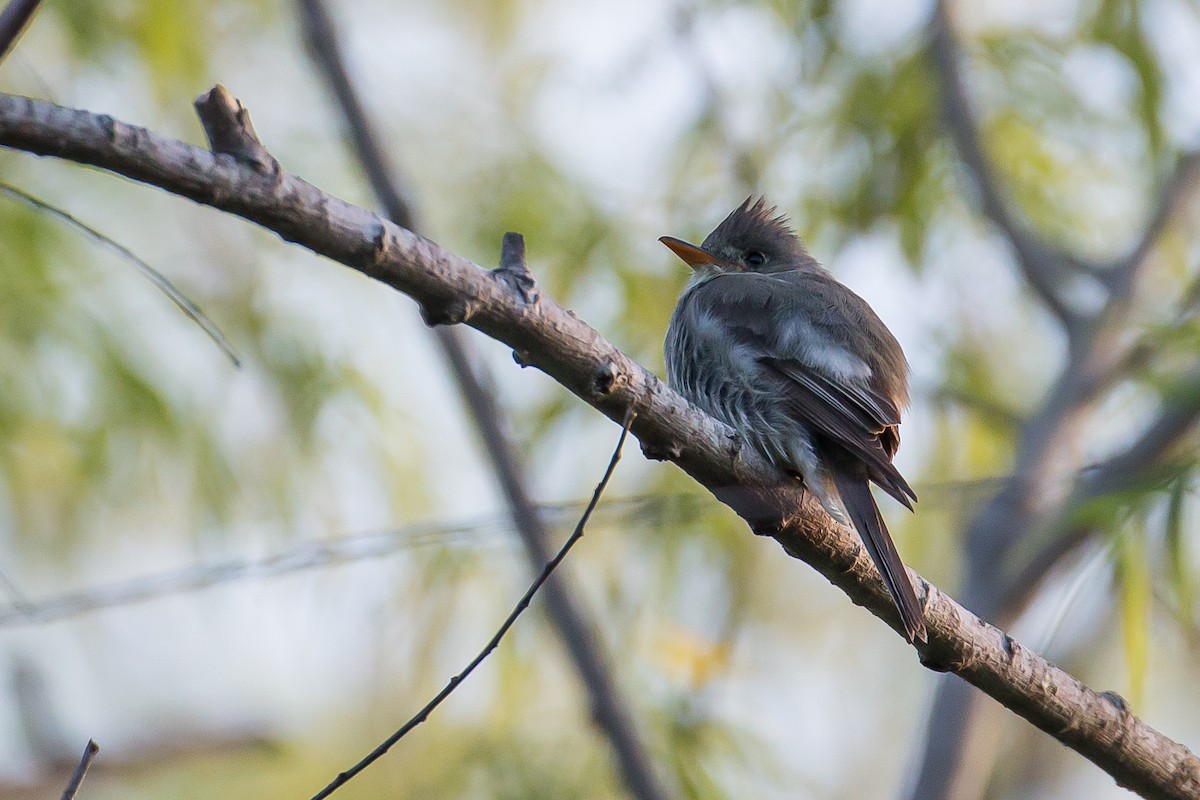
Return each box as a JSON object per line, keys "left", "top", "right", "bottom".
{"left": 0, "top": 0, "right": 42, "bottom": 63}
{"left": 60, "top": 739, "right": 99, "bottom": 800}
{"left": 1, "top": 90, "right": 1198, "bottom": 800}
{"left": 292, "top": 5, "right": 671, "bottom": 798}
{"left": 929, "top": 0, "right": 1081, "bottom": 330}
{"left": 0, "top": 181, "right": 241, "bottom": 365}
{"left": 1004, "top": 370, "right": 1200, "bottom": 603}
{"left": 1105, "top": 150, "right": 1200, "bottom": 298}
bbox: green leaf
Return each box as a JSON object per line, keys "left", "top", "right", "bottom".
{"left": 1165, "top": 474, "right": 1193, "bottom": 627}
{"left": 1114, "top": 524, "right": 1151, "bottom": 707}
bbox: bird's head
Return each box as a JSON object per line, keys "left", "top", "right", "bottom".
{"left": 660, "top": 197, "right": 814, "bottom": 279}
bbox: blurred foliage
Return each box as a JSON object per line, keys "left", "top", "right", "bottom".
{"left": 1, "top": 1, "right": 1200, "bottom": 799}
{"left": 1115, "top": 520, "right": 1152, "bottom": 707}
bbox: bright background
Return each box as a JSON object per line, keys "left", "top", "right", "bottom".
{"left": 1, "top": 1, "right": 1199, "bottom": 798}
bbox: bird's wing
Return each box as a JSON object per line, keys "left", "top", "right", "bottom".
{"left": 763, "top": 356, "right": 915, "bottom": 508}
{"left": 692, "top": 272, "right": 916, "bottom": 507}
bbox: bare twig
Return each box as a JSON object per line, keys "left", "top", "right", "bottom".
{"left": 293, "top": 5, "right": 670, "bottom": 799}
{"left": 310, "top": 408, "right": 637, "bottom": 800}
{"left": 60, "top": 739, "right": 99, "bottom": 800}
{"left": 0, "top": 0, "right": 42, "bottom": 64}
{"left": 194, "top": 86, "right": 277, "bottom": 175}
{"left": 2, "top": 90, "right": 1198, "bottom": 798}
{"left": 0, "top": 494, "right": 693, "bottom": 626}
{"left": 0, "top": 181, "right": 241, "bottom": 366}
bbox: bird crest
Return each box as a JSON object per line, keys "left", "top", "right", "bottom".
{"left": 701, "top": 197, "right": 807, "bottom": 262}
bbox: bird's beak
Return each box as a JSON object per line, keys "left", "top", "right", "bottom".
{"left": 659, "top": 236, "right": 722, "bottom": 270}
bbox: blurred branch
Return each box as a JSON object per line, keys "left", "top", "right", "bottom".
{"left": 1004, "top": 372, "right": 1200, "bottom": 603}
{"left": 913, "top": 4, "right": 1200, "bottom": 799}
{"left": 928, "top": 0, "right": 1081, "bottom": 330}
{"left": 1104, "top": 150, "right": 1200, "bottom": 296}
{"left": 293, "top": 5, "right": 671, "bottom": 799}
{"left": 0, "top": 494, "right": 693, "bottom": 627}
{"left": 0, "top": 181, "right": 241, "bottom": 366}
{"left": 295, "top": 0, "right": 418, "bottom": 230}
{"left": 1, "top": 89, "right": 1198, "bottom": 799}
{"left": 0, "top": 564, "right": 30, "bottom": 610}
{"left": 60, "top": 740, "right": 98, "bottom": 800}
{"left": 312, "top": 408, "right": 636, "bottom": 800}
{"left": 0, "top": 0, "right": 41, "bottom": 63}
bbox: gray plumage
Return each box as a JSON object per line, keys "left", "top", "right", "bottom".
{"left": 662, "top": 197, "right": 925, "bottom": 643}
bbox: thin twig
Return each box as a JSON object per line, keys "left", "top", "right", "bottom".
{"left": 0, "top": 493, "right": 694, "bottom": 627}
{"left": 310, "top": 408, "right": 636, "bottom": 800}
{"left": 0, "top": 182, "right": 241, "bottom": 366}
{"left": 60, "top": 739, "right": 99, "bottom": 800}
{"left": 0, "top": 0, "right": 42, "bottom": 64}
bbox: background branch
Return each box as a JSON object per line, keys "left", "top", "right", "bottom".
{"left": 929, "top": 0, "right": 1080, "bottom": 329}
{"left": 1, "top": 90, "right": 1196, "bottom": 799}
{"left": 1106, "top": 151, "right": 1200, "bottom": 292}
{"left": 0, "top": 181, "right": 240, "bottom": 365}
{"left": 293, "top": 4, "right": 670, "bottom": 798}
{"left": 0, "top": 0, "right": 42, "bottom": 63}
{"left": 910, "top": 3, "right": 1200, "bottom": 798}
{"left": 0, "top": 494, "right": 693, "bottom": 626}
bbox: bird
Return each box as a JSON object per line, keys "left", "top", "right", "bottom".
{"left": 661, "top": 197, "right": 926, "bottom": 643}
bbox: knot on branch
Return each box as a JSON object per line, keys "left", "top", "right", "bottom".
{"left": 749, "top": 517, "right": 785, "bottom": 537}
{"left": 639, "top": 438, "right": 682, "bottom": 462}
{"left": 491, "top": 231, "right": 538, "bottom": 305}
{"left": 420, "top": 296, "right": 473, "bottom": 327}
{"left": 194, "top": 85, "right": 280, "bottom": 176}
{"left": 590, "top": 361, "right": 623, "bottom": 397}
{"left": 1100, "top": 690, "right": 1130, "bottom": 713}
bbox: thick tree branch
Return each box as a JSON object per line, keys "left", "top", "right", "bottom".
{"left": 1, "top": 91, "right": 1198, "bottom": 800}
{"left": 292, "top": 4, "right": 671, "bottom": 798}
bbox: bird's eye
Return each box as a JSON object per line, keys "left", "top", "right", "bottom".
{"left": 745, "top": 251, "right": 766, "bottom": 268}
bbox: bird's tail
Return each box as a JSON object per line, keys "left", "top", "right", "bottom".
{"left": 832, "top": 474, "right": 927, "bottom": 643}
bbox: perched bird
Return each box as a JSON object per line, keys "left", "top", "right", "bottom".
{"left": 661, "top": 197, "right": 926, "bottom": 643}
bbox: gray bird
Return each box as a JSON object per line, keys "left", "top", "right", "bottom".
{"left": 662, "top": 197, "right": 926, "bottom": 643}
